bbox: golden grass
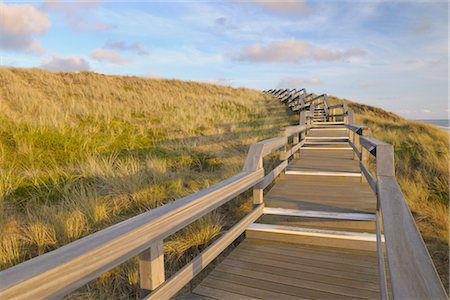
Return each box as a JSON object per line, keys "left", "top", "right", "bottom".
{"left": 0, "top": 67, "right": 294, "bottom": 298}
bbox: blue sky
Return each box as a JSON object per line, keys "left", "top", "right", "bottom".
{"left": 1, "top": 0, "right": 448, "bottom": 119}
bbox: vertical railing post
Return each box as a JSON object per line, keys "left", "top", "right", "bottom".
{"left": 360, "top": 132, "right": 367, "bottom": 183}
{"left": 139, "top": 240, "right": 165, "bottom": 298}
{"left": 253, "top": 157, "right": 264, "bottom": 204}
{"left": 244, "top": 144, "right": 265, "bottom": 205}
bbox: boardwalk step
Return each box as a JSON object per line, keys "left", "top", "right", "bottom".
{"left": 246, "top": 223, "right": 383, "bottom": 251}
{"left": 313, "top": 122, "right": 345, "bottom": 125}
{"left": 304, "top": 141, "right": 349, "bottom": 145}
{"left": 263, "top": 207, "right": 375, "bottom": 221}
{"left": 309, "top": 127, "right": 346, "bottom": 131}
{"left": 285, "top": 170, "right": 362, "bottom": 177}
{"left": 305, "top": 137, "right": 349, "bottom": 141}
{"left": 301, "top": 147, "right": 353, "bottom": 150}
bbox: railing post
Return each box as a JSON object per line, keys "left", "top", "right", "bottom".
{"left": 139, "top": 240, "right": 165, "bottom": 298}
{"left": 360, "top": 134, "right": 367, "bottom": 183}
{"left": 253, "top": 157, "right": 264, "bottom": 204}
{"left": 299, "top": 111, "right": 307, "bottom": 125}
{"left": 376, "top": 144, "right": 395, "bottom": 177}
{"left": 244, "top": 144, "right": 265, "bottom": 205}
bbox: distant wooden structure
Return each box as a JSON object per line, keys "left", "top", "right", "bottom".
{"left": 0, "top": 88, "right": 447, "bottom": 300}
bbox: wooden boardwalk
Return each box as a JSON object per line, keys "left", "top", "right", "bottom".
{"left": 1, "top": 88, "right": 446, "bottom": 300}
{"left": 186, "top": 121, "right": 382, "bottom": 299}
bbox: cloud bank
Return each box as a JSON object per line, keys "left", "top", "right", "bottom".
{"left": 104, "top": 40, "right": 149, "bottom": 55}
{"left": 0, "top": 2, "right": 51, "bottom": 53}
{"left": 231, "top": 39, "right": 366, "bottom": 63}
{"left": 40, "top": 55, "right": 90, "bottom": 71}
{"left": 91, "top": 48, "right": 130, "bottom": 65}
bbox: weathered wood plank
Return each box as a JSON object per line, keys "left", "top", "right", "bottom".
{"left": 193, "top": 285, "right": 259, "bottom": 300}
{"left": 246, "top": 223, "right": 381, "bottom": 251}
{"left": 214, "top": 264, "right": 379, "bottom": 299}
{"left": 263, "top": 207, "right": 375, "bottom": 221}
{"left": 200, "top": 277, "right": 304, "bottom": 300}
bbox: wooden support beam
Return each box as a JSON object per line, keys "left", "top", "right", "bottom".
{"left": 139, "top": 240, "right": 165, "bottom": 297}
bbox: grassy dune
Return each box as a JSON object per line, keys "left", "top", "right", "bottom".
{"left": 0, "top": 67, "right": 447, "bottom": 297}
{"left": 0, "top": 67, "right": 293, "bottom": 298}
{"left": 329, "top": 96, "right": 449, "bottom": 288}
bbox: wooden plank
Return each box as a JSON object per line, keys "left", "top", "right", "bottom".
{"left": 147, "top": 205, "right": 263, "bottom": 300}
{"left": 227, "top": 250, "right": 379, "bottom": 283}
{"left": 377, "top": 176, "right": 447, "bottom": 299}
{"left": 231, "top": 247, "right": 378, "bottom": 280}
{"left": 177, "top": 292, "right": 215, "bottom": 300}
{"left": 263, "top": 207, "right": 376, "bottom": 221}
{"left": 285, "top": 170, "right": 362, "bottom": 177}
{"left": 193, "top": 285, "right": 259, "bottom": 300}
{"left": 306, "top": 136, "right": 349, "bottom": 140}
{"left": 0, "top": 170, "right": 264, "bottom": 300}
{"left": 260, "top": 215, "right": 376, "bottom": 233}
{"left": 214, "top": 264, "right": 379, "bottom": 299}
{"left": 247, "top": 223, "right": 381, "bottom": 243}
{"left": 304, "top": 141, "right": 349, "bottom": 145}
{"left": 209, "top": 270, "right": 361, "bottom": 300}
{"left": 200, "top": 277, "right": 305, "bottom": 300}
{"left": 246, "top": 223, "right": 381, "bottom": 251}
{"left": 301, "top": 147, "right": 353, "bottom": 150}
{"left": 241, "top": 239, "right": 378, "bottom": 266}
{"left": 221, "top": 257, "right": 380, "bottom": 292}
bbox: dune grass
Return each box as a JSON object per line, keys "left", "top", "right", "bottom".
{"left": 0, "top": 67, "right": 293, "bottom": 298}
{"left": 329, "top": 96, "right": 449, "bottom": 289}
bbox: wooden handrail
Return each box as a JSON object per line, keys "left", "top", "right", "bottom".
{"left": 0, "top": 117, "right": 304, "bottom": 299}
{"left": 346, "top": 120, "right": 447, "bottom": 300}
{"left": 0, "top": 170, "right": 263, "bottom": 299}
{"left": 273, "top": 87, "right": 447, "bottom": 299}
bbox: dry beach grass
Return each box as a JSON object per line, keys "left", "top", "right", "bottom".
{"left": 0, "top": 67, "right": 293, "bottom": 298}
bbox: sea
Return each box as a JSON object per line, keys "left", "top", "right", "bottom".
{"left": 417, "top": 119, "right": 450, "bottom": 131}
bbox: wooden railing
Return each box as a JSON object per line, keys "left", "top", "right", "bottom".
{"left": 267, "top": 87, "right": 448, "bottom": 299}
{"left": 0, "top": 117, "right": 310, "bottom": 300}
{"left": 345, "top": 115, "right": 447, "bottom": 300}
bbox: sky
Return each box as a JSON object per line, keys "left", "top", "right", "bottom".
{"left": 0, "top": 0, "right": 448, "bottom": 119}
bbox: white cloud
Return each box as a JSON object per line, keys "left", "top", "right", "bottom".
{"left": 104, "top": 40, "right": 149, "bottom": 55}
{"left": 40, "top": 55, "right": 90, "bottom": 71}
{"left": 250, "top": 0, "right": 308, "bottom": 15}
{"left": 421, "top": 109, "right": 432, "bottom": 114}
{"left": 277, "top": 77, "right": 323, "bottom": 88}
{"left": 231, "top": 39, "right": 366, "bottom": 63}
{"left": 0, "top": 2, "right": 51, "bottom": 53}
{"left": 41, "top": 0, "right": 114, "bottom": 32}
{"left": 91, "top": 49, "right": 130, "bottom": 65}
